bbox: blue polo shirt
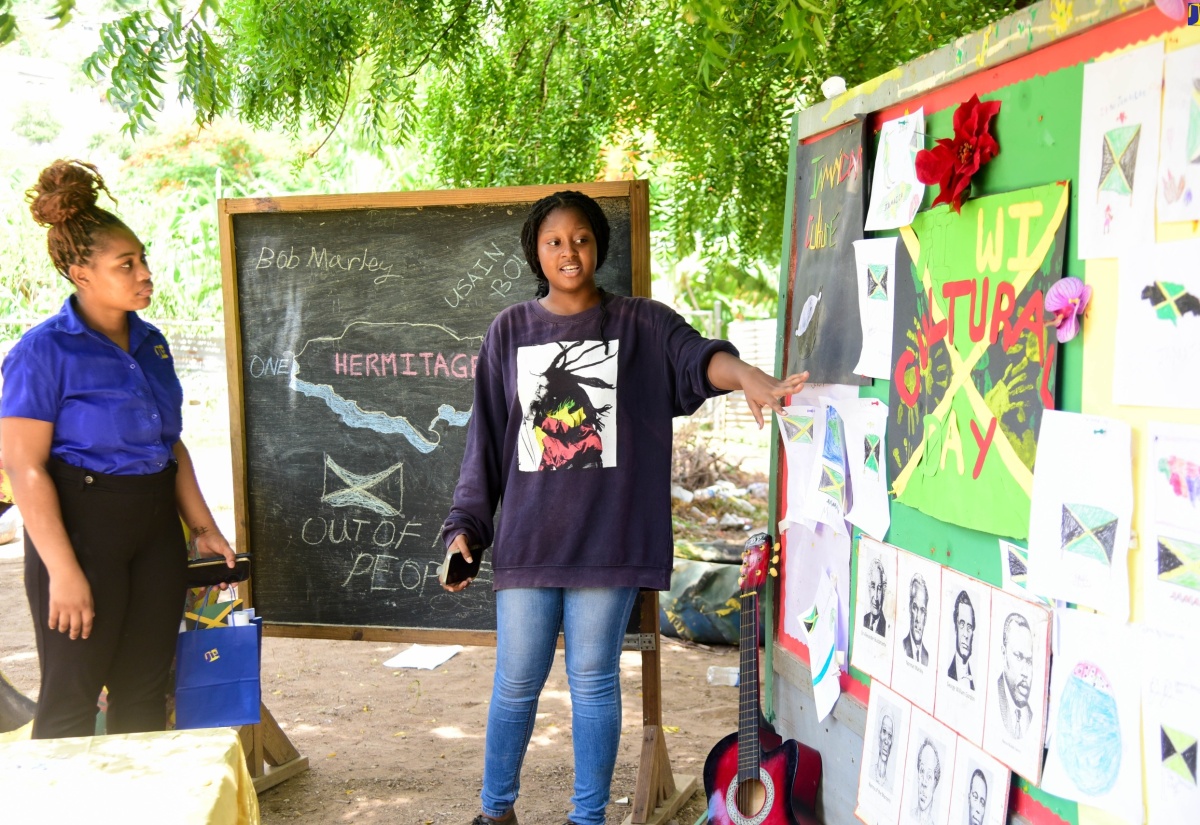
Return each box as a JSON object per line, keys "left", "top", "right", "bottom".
{"left": 1, "top": 296, "right": 183, "bottom": 476}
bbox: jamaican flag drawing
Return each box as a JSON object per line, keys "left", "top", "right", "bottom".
{"left": 889, "top": 183, "right": 1068, "bottom": 538}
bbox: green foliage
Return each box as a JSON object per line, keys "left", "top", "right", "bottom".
{"left": 0, "top": 121, "right": 429, "bottom": 346}
{"left": 10, "top": 0, "right": 1030, "bottom": 317}
{"left": 11, "top": 101, "right": 61, "bottom": 143}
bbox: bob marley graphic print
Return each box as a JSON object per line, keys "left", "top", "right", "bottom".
{"left": 516, "top": 339, "right": 619, "bottom": 471}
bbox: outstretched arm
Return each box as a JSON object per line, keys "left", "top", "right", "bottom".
{"left": 706, "top": 352, "right": 809, "bottom": 428}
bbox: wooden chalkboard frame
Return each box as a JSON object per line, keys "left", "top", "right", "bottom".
{"left": 218, "top": 180, "right": 650, "bottom": 645}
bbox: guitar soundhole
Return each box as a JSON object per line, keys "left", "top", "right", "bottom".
{"left": 723, "top": 769, "right": 776, "bottom": 825}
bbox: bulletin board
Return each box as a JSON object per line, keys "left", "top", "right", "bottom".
{"left": 767, "top": 2, "right": 1200, "bottom": 825}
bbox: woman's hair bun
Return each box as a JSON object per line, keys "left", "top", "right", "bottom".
{"left": 27, "top": 159, "right": 110, "bottom": 228}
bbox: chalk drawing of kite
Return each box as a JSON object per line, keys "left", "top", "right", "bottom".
{"left": 1141, "top": 281, "right": 1200, "bottom": 325}
{"left": 1061, "top": 503, "right": 1119, "bottom": 565}
{"left": 1158, "top": 536, "right": 1200, "bottom": 592}
{"left": 1162, "top": 724, "right": 1198, "bottom": 785}
{"left": 1099, "top": 124, "right": 1141, "bottom": 196}
{"left": 321, "top": 454, "right": 404, "bottom": 516}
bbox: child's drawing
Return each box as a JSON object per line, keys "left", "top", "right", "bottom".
{"left": 1027, "top": 412, "right": 1133, "bottom": 618}
{"left": 1041, "top": 610, "right": 1142, "bottom": 823}
{"left": 1060, "top": 503, "right": 1119, "bottom": 565}
{"left": 1077, "top": 41, "right": 1163, "bottom": 259}
{"left": 1156, "top": 44, "right": 1200, "bottom": 222}
{"left": 1115, "top": 242, "right": 1200, "bottom": 409}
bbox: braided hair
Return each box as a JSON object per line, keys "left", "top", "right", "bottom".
{"left": 26, "top": 159, "right": 129, "bottom": 280}
{"left": 519, "top": 190, "right": 612, "bottom": 346}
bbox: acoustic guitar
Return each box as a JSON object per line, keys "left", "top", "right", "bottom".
{"left": 702, "top": 532, "right": 822, "bottom": 825}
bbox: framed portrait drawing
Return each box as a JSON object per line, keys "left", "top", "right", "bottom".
{"left": 891, "top": 549, "right": 943, "bottom": 713}
{"left": 856, "top": 682, "right": 913, "bottom": 825}
{"left": 981, "top": 588, "right": 1051, "bottom": 783}
{"left": 899, "top": 707, "right": 958, "bottom": 825}
{"left": 852, "top": 537, "right": 899, "bottom": 684}
{"left": 934, "top": 570, "right": 991, "bottom": 745}
{"left": 949, "top": 737, "right": 1011, "bottom": 825}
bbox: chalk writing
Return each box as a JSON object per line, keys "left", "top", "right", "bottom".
{"left": 248, "top": 353, "right": 294, "bottom": 378}
{"left": 445, "top": 242, "right": 526, "bottom": 307}
{"left": 332, "top": 351, "right": 478, "bottom": 379}
{"left": 254, "top": 245, "right": 397, "bottom": 283}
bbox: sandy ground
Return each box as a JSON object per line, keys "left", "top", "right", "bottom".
{"left": 0, "top": 535, "right": 742, "bottom": 825}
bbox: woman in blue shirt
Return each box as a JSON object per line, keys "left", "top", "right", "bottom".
{"left": 0, "top": 159, "right": 235, "bottom": 739}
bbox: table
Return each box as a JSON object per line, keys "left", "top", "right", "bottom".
{"left": 0, "top": 727, "right": 259, "bottom": 824}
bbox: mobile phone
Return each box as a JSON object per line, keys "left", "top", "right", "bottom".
{"left": 186, "top": 553, "right": 252, "bottom": 588}
{"left": 438, "top": 546, "right": 482, "bottom": 587}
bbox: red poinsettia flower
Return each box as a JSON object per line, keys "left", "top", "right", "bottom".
{"left": 914, "top": 94, "right": 1002, "bottom": 213}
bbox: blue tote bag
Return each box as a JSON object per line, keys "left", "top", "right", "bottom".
{"left": 174, "top": 607, "right": 262, "bottom": 729}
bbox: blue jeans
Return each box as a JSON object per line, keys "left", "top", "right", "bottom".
{"left": 482, "top": 586, "right": 638, "bottom": 825}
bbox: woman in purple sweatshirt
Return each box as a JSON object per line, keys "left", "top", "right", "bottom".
{"left": 442, "top": 191, "right": 807, "bottom": 825}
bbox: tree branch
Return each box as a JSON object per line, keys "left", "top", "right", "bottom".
{"left": 307, "top": 68, "right": 354, "bottom": 158}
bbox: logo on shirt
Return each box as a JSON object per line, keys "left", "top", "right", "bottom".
{"left": 154, "top": 344, "right": 170, "bottom": 360}
{"left": 516, "top": 340, "right": 619, "bottom": 471}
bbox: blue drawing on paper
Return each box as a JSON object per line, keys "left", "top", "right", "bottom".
{"left": 822, "top": 405, "right": 845, "bottom": 465}
{"left": 1057, "top": 661, "right": 1122, "bottom": 796}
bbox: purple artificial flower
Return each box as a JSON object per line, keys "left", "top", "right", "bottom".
{"left": 1045, "top": 277, "right": 1092, "bottom": 343}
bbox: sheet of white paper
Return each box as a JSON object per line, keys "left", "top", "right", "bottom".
{"left": 1042, "top": 609, "right": 1144, "bottom": 823}
{"left": 778, "top": 405, "right": 818, "bottom": 529}
{"left": 803, "top": 398, "right": 850, "bottom": 532}
{"left": 1077, "top": 41, "right": 1164, "bottom": 260}
{"left": 382, "top": 644, "right": 464, "bottom": 670}
{"left": 933, "top": 570, "right": 991, "bottom": 746}
{"left": 841, "top": 396, "right": 892, "bottom": 541}
{"left": 856, "top": 683, "right": 913, "bottom": 825}
{"left": 782, "top": 521, "right": 852, "bottom": 654}
{"left": 806, "top": 570, "right": 842, "bottom": 723}
{"left": 852, "top": 238, "right": 898, "bottom": 379}
{"left": 899, "top": 707, "right": 958, "bottom": 825}
{"left": 981, "top": 588, "right": 1052, "bottom": 784}
{"left": 865, "top": 109, "right": 926, "bottom": 230}
{"left": 851, "top": 537, "right": 898, "bottom": 684}
{"left": 948, "top": 737, "right": 1010, "bottom": 825}
{"left": 1113, "top": 241, "right": 1200, "bottom": 409}
{"left": 1156, "top": 44, "right": 1200, "bottom": 223}
{"left": 1142, "top": 627, "right": 1200, "bottom": 825}
{"left": 1143, "top": 422, "right": 1200, "bottom": 631}
{"left": 1026, "top": 411, "right": 1133, "bottom": 618}
{"left": 889, "top": 548, "right": 942, "bottom": 715}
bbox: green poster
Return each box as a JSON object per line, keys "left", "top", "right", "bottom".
{"left": 886, "top": 182, "right": 1069, "bottom": 538}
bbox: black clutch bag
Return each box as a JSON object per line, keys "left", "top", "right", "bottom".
{"left": 186, "top": 554, "right": 252, "bottom": 588}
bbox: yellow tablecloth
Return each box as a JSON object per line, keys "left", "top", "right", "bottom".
{"left": 0, "top": 727, "right": 259, "bottom": 824}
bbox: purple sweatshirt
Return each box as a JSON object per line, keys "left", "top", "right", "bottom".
{"left": 441, "top": 294, "right": 737, "bottom": 591}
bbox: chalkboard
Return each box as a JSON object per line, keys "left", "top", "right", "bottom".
{"left": 219, "top": 182, "right": 650, "bottom": 639}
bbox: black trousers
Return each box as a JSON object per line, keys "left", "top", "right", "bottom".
{"left": 24, "top": 458, "right": 187, "bottom": 739}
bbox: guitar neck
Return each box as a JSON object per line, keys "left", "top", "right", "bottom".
{"left": 737, "top": 589, "right": 761, "bottom": 783}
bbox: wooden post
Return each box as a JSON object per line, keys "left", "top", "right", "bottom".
{"left": 239, "top": 702, "right": 310, "bottom": 793}
{"left": 623, "top": 592, "right": 699, "bottom": 825}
